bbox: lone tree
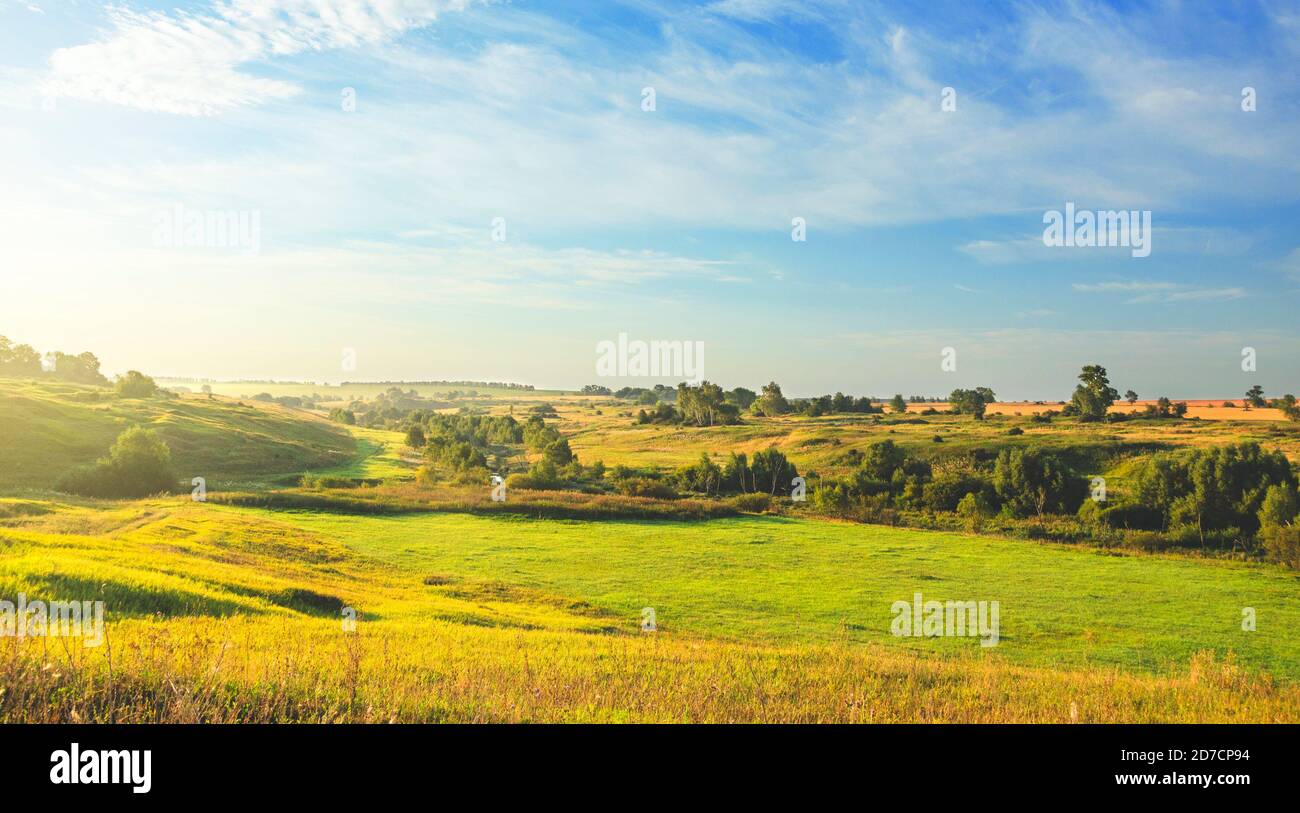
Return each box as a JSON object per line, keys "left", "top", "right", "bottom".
{"left": 752, "top": 381, "right": 791, "bottom": 416}
{"left": 1070, "top": 365, "right": 1119, "bottom": 421}
{"left": 1124, "top": 389, "right": 1139, "bottom": 405}
{"left": 949, "top": 387, "right": 995, "bottom": 420}
{"left": 114, "top": 370, "right": 158, "bottom": 399}
{"left": 1276, "top": 394, "right": 1300, "bottom": 422}
{"left": 889, "top": 393, "right": 908, "bottom": 414}
{"left": 58, "top": 426, "right": 177, "bottom": 498}
{"left": 1245, "top": 385, "right": 1266, "bottom": 408}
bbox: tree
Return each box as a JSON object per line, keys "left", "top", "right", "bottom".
{"left": 956, "top": 491, "right": 993, "bottom": 532}
{"left": 1124, "top": 390, "right": 1138, "bottom": 405}
{"left": 676, "top": 452, "right": 722, "bottom": 496}
{"left": 1130, "top": 443, "right": 1295, "bottom": 544}
{"left": 1245, "top": 385, "right": 1266, "bottom": 408}
{"left": 405, "top": 424, "right": 426, "bottom": 448}
{"left": 749, "top": 447, "right": 798, "bottom": 495}
{"left": 889, "top": 394, "right": 908, "bottom": 414}
{"left": 0, "top": 335, "right": 42, "bottom": 377}
{"left": 1259, "top": 484, "right": 1299, "bottom": 529}
{"left": 993, "top": 449, "right": 1081, "bottom": 519}
{"left": 58, "top": 426, "right": 177, "bottom": 498}
{"left": 676, "top": 381, "right": 738, "bottom": 426}
{"left": 45, "top": 351, "right": 109, "bottom": 385}
{"left": 752, "top": 382, "right": 791, "bottom": 417}
{"left": 727, "top": 387, "right": 758, "bottom": 410}
{"left": 1280, "top": 395, "right": 1300, "bottom": 422}
{"left": 1070, "top": 365, "right": 1119, "bottom": 421}
{"left": 860, "top": 440, "right": 907, "bottom": 481}
{"left": 201, "top": 384, "right": 213, "bottom": 400}
{"left": 1259, "top": 484, "right": 1300, "bottom": 568}
{"left": 580, "top": 384, "right": 612, "bottom": 395}
{"left": 543, "top": 437, "right": 575, "bottom": 466}
{"left": 722, "top": 452, "right": 752, "bottom": 493}
{"left": 949, "top": 387, "right": 995, "bottom": 420}
{"left": 114, "top": 370, "right": 158, "bottom": 399}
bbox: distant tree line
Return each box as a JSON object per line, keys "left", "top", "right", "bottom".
{"left": 343, "top": 380, "right": 535, "bottom": 390}
{"left": 0, "top": 334, "right": 109, "bottom": 386}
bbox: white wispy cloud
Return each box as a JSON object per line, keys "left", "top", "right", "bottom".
{"left": 30, "top": 0, "right": 1300, "bottom": 230}
{"left": 960, "top": 227, "right": 1253, "bottom": 265}
{"left": 41, "top": 0, "right": 474, "bottom": 115}
{"left": 1072, "top": 280, "right": 1245, "bottom": 304}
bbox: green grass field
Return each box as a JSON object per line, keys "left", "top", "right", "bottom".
{"left": 308, "top": 426, "right": 415, "bottom": 481}
{"left": 3, "top": 496, "right": 1297, "bottom": 722}
{"left": 267, "top": 508, "right": 1300, "bottom": 677}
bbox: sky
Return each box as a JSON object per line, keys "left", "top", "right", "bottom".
{"left": 0, "top": 0, "right": 1298, "bottom": 399}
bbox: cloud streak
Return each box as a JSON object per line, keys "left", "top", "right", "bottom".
{"left": 42, "top": 0, "right": 473, "bottom": 115}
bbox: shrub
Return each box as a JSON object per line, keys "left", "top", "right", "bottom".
{"left": 1076, "top": 498, "right": 1103, "bottom": 526}
{"left": 993, "top": 448, "right": 1084, "bottom": 518}
{"left": 1262, "top": 525, "right": 1300, "bottom": 568}
{"left": 405, "top": 424, "right": 426, "bottom": 448}
{"left": 731, "top": 493, "right": 773, "bottom": 513}
{"left": 1120, "top": 530, "right": 1174, "bottom": 552}
{"left": 1258, "top": 484, "right": 1299, "bottom": 528}
{"left": 956, "top": 491, "right": 993, "bottom": 531}
{"left": 506, "top": 460, "right": 565, "bottom": 491}
{"left": 114, "top": 370, "right": 158, "bottom": 398}
{"left": 615, "top": 477, "right": 678, "bottom": 500}
{"left": 1098, "top": 502, "right": 1164, "bottom": 531}
{"left": 58, "top": 427, "right": 177, "bottom": 498}
{"left": 922, "top": 474, "right": 995, "bottom": 512}
{"left": 749, "top": 447, "right": 799, "bottom": 495}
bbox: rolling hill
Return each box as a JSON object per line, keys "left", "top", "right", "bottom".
{"left": 0, "top": 377, "right": 357, "bottom": 491}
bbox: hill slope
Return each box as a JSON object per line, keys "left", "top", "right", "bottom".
{"left": 0, "top": 377, "right": 357, "bottom": 490}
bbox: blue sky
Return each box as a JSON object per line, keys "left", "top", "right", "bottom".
{"left": 1, "top": 0, "right": 1298, "bottom": 399}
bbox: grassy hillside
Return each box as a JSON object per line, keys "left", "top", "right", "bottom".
{"left": 0, "top": 377, "right": 357, "bottom": 490}
{"left": 308, "top": 426, "right": 415, "bottom": 481}
{"left": 1, "top": 496, "right": 1296, "bottom": 723}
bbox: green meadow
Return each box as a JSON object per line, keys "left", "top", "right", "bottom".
{"left": 270, "top": 508, "right": 1300, "bottom": 677}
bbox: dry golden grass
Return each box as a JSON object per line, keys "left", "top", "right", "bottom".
{"left": 4, "top": 617, "right": 1296, "bottom": 723}
{"left": 914, "top": 401, "right": 1289, "bottom": 421}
